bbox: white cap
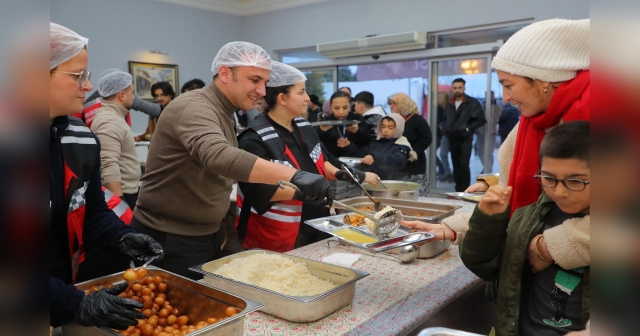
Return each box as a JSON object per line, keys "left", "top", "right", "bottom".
{"left": 267, "top": 61, "right": 306, "bottom": 87}
{"left": 211, "top": 41, "right": 271, "bottom": 76}
{"left": 99, "top": 68, "right": 120, "bottom": 79}
{"left": 50, "top": 22, "right": 88, "bottom": 70}
{"left": 492, "top": 19, "right": 590, "bottom": 82}
{"left": 98, "top": 70, "right": 133, "bottom": 97}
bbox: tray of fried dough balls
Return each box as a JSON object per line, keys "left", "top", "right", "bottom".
{"left": 62, "top": 266, "right": 263, "bottom": 336}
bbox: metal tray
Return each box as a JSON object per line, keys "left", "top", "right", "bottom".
{"left": 334, "top": 196, "right": 462, "bottom": 223}
{"left": 62, "top": 266, "right": 263, "bottom": 336}
{"left": 305, "top": 214, "right": 449, "bottom": 258}
{"left": 310, "top": 120, "right": 360, "bottom": 126}
{"left": 190, "top": 249, "right": 369, "bottom": 323}
{"left": 417, "top": 327, "right": 483, "bottom": 336}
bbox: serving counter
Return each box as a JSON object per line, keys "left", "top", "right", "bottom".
{"left": 239, "top": 197, "right": 488, "bottom": 336}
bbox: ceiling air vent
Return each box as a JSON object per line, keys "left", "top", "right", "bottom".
{"left": 317, "top": 31, "right": 428, "bottom": 58}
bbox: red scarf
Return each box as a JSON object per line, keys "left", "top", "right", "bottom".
{"left": 508, "top": 70, "right": 591, "bottom": 216}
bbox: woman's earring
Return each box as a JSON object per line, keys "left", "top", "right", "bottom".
{"left": 543, "top": 86, "right": 549, "bottom": 93}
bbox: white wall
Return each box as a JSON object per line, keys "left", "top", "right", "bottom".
{"left": 242, "top": 0, "right": 589, "bottom": 57}
{"left": 50, "top": 0, "right": 244, "bottom": 133}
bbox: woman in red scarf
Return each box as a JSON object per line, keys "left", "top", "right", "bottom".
{"left": 404, "top": 18, "right": 590, "bottom": 276}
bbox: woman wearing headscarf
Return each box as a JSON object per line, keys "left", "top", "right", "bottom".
{"left": 236, "top": 62, "right": 379, "bottom": 252}
{"left": 388, "top": 92, "right": 432, "bottom": 195}
{"left": 404, "top": 19, "right": 591, "bottom": 322}
{"left": 50, "top": 23, "right": 163, "bottom": 330}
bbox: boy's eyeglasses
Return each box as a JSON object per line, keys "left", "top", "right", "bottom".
{"left": 51, "top": 69, "right": 91, "bottom": 88}
{"left": 533, "top": 170, "right": 590, "bottom": 191}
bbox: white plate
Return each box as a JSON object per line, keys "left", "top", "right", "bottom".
{"left": 444, "top": 192, "right": 483, "bottom": 203}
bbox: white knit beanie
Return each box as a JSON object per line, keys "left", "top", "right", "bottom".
{"left": 492, "top": 19, "right": 590, "bottom": 82}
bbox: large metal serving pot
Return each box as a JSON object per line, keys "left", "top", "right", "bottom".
{"left": 362, "top": 180, "right": 420, "bottom": 200}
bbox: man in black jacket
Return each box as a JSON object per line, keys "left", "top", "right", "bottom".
{"left": 440, "top": 78, "right": 486, "bottom": 191}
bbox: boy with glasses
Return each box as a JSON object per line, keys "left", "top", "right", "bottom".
{"left": 460, "top": 121, "right": 590, "bottom": 335}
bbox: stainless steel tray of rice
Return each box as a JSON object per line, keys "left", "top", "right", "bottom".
{"left": 190, "top": 249, "right": 368, "bottom": 322}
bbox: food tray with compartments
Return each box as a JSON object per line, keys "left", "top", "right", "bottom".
{"left": 304, "top": 214, "right": 450, "bottom": 258}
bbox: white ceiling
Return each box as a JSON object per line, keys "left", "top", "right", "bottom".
{"left": 151, "top": 0, "right": 335, "bottom": 16}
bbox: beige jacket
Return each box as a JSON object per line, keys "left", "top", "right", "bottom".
{"left": 90, "top": 100, "right": 141, "bottom": 194}
{"left": 134, "top": 82, "right": 258, "bottom": 236}
{"left": 443, "top": 123, "right": 590, "bottom": 269}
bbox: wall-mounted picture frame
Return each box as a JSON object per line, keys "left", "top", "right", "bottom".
{"left": 128, "top": 61, "right": 179, "bottom": 101}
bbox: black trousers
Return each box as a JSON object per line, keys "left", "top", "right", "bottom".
{"left": 131, "top": 217, "right": 217, "bottom": 280}
{"left": 449, "top": 135, "right": 473, "bottom": 192}
{"left": 122, "top": 192, "right": 138, "bottom": 210}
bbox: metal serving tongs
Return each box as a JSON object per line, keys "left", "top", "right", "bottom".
{"left": 278, "top": 180, "right": 403, "bottom": 237}
{"left": 340, "top": 164, "right": 382, "bottom": 212}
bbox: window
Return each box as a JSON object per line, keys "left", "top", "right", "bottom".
{"left": 337, "top": 60, "right": 430, "bottom": 116}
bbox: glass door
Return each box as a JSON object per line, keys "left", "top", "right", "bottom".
{"left": 428, "top": 54, "right": 496, "bottom": 192}
{"left": 301, "top": 68, "right": 336, "bottom": 119}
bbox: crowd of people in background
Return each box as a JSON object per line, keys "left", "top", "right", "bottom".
{"left": 81, "top": 65, "right": 522, "bottom": 198}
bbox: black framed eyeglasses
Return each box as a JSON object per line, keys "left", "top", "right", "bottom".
{"left": 534, "top": 170, "right": 590, "bottom": 191}
{"left": 51, "top": 69, "right": 91, "bottom": 88}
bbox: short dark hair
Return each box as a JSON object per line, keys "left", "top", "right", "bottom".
{"left": 539, "top": 121, "right": 590, "bottom": 166}
{"left": 308, "top": 94, "right": 320, "bottom": 106}
{"left": 338, "top": 86, "right": 352, "bottom": 95}
{"left": 330, "top": 90, "right": 352, "bottom": 105}
{"left": 354, "top": 91, "right": 374, "bottom": 107}
{"left": 381, "top": 116, "right": 395, "bottom": 125}
{"left": 181, "top": 78, "right": 205, "bottom": 93}
{"left": 150, "top": 81, "right": 175, "bottom": 100}
{"left": 452, "top": 78, "right": 466, "bottom": 85}
{"left": 264, "top": 84, "right": 294, "bottom": 113}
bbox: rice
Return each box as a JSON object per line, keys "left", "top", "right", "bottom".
{"left": 365, "top": 206, "right": 397, "bottom": 234}
{"left": 213, "top": 253, "right": 336, "bottom": 296}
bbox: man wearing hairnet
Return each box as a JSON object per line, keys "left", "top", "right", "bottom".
{"left": 90, "top": 70, "right": 140, "bottom": 208}
{"left": 50, "top": 23, "right": 164, "bottom": 330}
{"left": 82, "top": 68, "right": 161, "bottom": 127}
{"left": 131, "top": 41, "right": 334, "bottom": 279}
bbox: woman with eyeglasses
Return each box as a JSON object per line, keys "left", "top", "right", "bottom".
{"left": 403, "top": 19, "right": 590, "bottom": 282}
{"left": 50, "top": 23, "right": 163, "bottom": 331}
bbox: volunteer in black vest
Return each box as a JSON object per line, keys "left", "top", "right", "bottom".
{"left": 236, "top": 62, "right": 380, "bottom": 252}
{"left": 49, "top": 23, "right": 164, "bottom": 330}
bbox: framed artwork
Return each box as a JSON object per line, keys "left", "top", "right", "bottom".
{"left": 128, "top": 61, "right": 179, "bottom": 101}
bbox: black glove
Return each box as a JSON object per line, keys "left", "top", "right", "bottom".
{"left": 117, "top": 233, "right": 164, "bottom": 264}
{"left": 335, "top": 167, "right": 366, "bottom": 184}
{"left": 289, "top": 170, "right": 334, "bottom": 206}
{"left": 75, "top": 282, "right": 146, "bottom": 330}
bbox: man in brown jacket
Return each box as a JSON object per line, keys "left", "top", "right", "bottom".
{"left": 132, "top": 42, "right": 333, "bottom": 278}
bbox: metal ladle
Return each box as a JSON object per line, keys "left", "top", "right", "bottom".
{"left": 277, "top": 180, "right": 403, "bottom": 237}
{"left": 340, "top": 164, "right": 382, "bottom": 212}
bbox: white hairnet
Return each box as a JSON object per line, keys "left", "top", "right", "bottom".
{"left": 211, "top": 41, "right": 271, "bottom": 75}
{"left": 50, "top": 22, "right": 88, "bottom": 70}
{"left": 98, "top": 70, "right": 133, "bottom": 97}
{"left": 266, "top": 61, "right": 307, "bottom": 87}
{"left": 99, "top": 68, "right": 120, "bottom": 79}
